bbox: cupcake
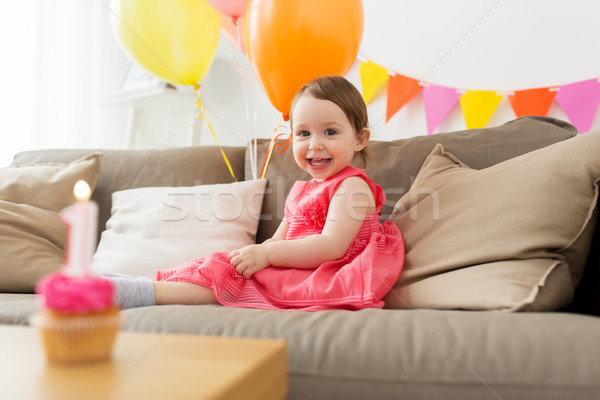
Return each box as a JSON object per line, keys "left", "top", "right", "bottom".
{"left": 30, "top": 273, "right": 120, "bottom": 364}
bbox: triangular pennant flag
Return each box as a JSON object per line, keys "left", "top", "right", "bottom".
{"left": 386, "top": 74, "right": 423, "bottom": 122}
{"left": 422, "top": 84, "right": 461, "bottom": 135}
{"left": 555, "top": 78, "right": 600, "bottom": 134}
{"left": 459, "top": 90, "right": 503, "bottom": 129}
{"left": 508, "top": 87, "right": 556, "bottom": 118}
{"left": 359, "top": 61, "right": 389, "bottom": 105}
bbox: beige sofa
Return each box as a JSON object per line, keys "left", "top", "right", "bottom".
{"left": 1, "top": 116, "right": 599, "bottom": 399}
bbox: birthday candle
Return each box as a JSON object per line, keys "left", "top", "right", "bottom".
{"left": 59, "top": 180, "right": 98, "bottom": 277}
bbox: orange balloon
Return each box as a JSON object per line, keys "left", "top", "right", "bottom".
{"left": 243, "top": 0, "right": 364, "bottom": 117}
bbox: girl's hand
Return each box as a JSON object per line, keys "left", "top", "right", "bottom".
{"left": 228, "top": 244, "right": 270, "bottom": 279}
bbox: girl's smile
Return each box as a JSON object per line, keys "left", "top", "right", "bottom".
{"left": 307, "top": 158, "right": 332, "bottom": 168}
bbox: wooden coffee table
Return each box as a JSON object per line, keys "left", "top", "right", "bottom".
{"left": 0, "top": 325, "right": 287, "bottom": 400}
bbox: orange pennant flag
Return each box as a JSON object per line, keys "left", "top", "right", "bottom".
{"left": 386, "top": 74, "right": 423, "bottom": 122}
{"left": 359, "top": 61, "right": 389, "bottom": 105}
{"left": 460, "top": 90, "right": 503, "bottom": 129}
{"left": 508, "top": 87, "right": 556, "bottom": 118}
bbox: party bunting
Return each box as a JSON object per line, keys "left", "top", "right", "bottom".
{"left": 555, "top": 78, "right": 600, "bottom": 134}
{"left": 358, "top": 59, "right": 600, "bottom": 134}
{"left": 386, "top": 74, "right": 423, "bottom": 122}
{"left": 422, "top": 84, "right": 461, "bottom": 135}
{"left": 508, "top": 87, "right": 556, "bottom": 118}
{"left": 460, "top": 90, "right": 503, "bottom": 129}
{"left": 359, "top": 61, "right": 390, "bottom": 105}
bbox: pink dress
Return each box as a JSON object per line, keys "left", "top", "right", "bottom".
{"left": 156, "top": 166, "right": 405, "bottom": 311}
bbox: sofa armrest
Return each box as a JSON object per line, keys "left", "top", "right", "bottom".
{"left": 570, "top": 201, "right": 600, "bottom": 316}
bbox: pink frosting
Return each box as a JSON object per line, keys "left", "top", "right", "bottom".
{"left": 36, "top": 273, "right": 115, "bottom": 314}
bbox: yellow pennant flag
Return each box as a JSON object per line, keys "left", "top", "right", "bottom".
{"left": 459, "top": 90, "right": 503, "bottom": 129}
{"left": 359, "top": 61, "right": 389, "bottom": 105}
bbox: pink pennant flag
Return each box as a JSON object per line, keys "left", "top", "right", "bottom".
{"left": 555, "top": 79, "right": 600, "bottom": 134}
{"left": 422, "top": 84, "right": 461, "bottom": 135}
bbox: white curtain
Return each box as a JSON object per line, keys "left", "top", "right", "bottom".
{"left": 1, "top": 0, "right": 125, "bottom": 167}
{"left": 1, "top": 2, "right": 38, "bottom": 166}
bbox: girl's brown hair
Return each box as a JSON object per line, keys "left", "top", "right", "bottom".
{"left": 290, "top": 76, "right": 371, "bottom": 164}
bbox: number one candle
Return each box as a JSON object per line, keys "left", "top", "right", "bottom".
{"left": 59, "top": 180, "right": 98, "bottom": 277}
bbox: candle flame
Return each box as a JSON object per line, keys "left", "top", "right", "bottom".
{"left": 73, "top": 180, "right": 91, "bottom": 201}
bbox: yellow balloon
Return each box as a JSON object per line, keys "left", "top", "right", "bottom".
{"left": 111, "top": 0, "right": 221, "bottom": 86}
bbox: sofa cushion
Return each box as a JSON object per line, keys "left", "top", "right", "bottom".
{"left": 0, "top": 294, "right": 39, "bottom": 324}
{"left": 1, "top": 294, "right": 599, "bottom": 399}
{"left": 247, "top": 116, "right": 577, "bottom": 243}
{"left": 91, "top": 180, "right": 267, "bottom": 278}
{"left": 0, "top": 153, "right": 102, "bottom": 212}
{"left": 385, "top": 129, "right": 600, "bottom": 311}
{"left": 11, "top": 146, "right": 246, "bottom": 245}
{"left": 0, "top": 202, "right": 66, "bottom": 293}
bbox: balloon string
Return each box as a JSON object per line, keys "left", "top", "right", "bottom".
{"left": 233, "top": 16, "right": 244, "bottom": 54}
{"left": 259, "top": 115, "right": 292, "bottom": 179}
{"left": 227, "top": 34, "right": 257, "bottom": 179}
{"left": 189, "top": 84, "right": 238, "bottom": 182}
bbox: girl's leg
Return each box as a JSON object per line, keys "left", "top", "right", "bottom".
{"left": 154, "top": 281, "right": 219, "bottom": 305}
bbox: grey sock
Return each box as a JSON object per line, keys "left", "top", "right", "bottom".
{"left": 108, "top": 276, "right": 156, "bottom": 309}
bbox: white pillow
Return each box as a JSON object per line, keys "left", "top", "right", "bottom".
{"left": 91, "top": 180, "right": 267, "bottom": 278}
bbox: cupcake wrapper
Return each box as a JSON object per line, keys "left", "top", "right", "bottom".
{"left": 29, "top": 311, "right": 121, "bottom": 364}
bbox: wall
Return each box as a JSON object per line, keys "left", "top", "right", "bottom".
{"left": 149, "top": 0, "right": 600, "bottom": 155}
{"left": 356, "top": 0, "right": 600, "bottom": 140}
{"left": 4, "top": 1, "right": 600, "bottom": 167}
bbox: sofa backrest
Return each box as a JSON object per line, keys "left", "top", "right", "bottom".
{"left": 11, "top": 146, "right": 246, "bottom": 243}
{"left": 250, "top": 116, "right": 578, "bottom": 242}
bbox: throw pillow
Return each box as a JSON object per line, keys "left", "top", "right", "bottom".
{"left": 0, "top": 201, "right": 66, "bottom": 293}
{"left": 0, "top": 153, "right": 103, "bottom": 293}
{"left": 0, "top": 153, "right": 103, "bottom": 212}
{"left": 386, "top": 129, "right": 600, "bottom": 311}
{"left": 91, "top": 179, "right": 267, "bottom": 278}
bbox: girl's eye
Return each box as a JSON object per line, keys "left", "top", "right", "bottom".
{"left": 297, "top": 130, "right": 310, "bottom": 137}
{"left": 324, "top": 129, "right": 337, "bottom": 136}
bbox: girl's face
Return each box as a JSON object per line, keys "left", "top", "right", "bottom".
{"left": 291, "top": 94, "right": 368, "bottom": 180}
